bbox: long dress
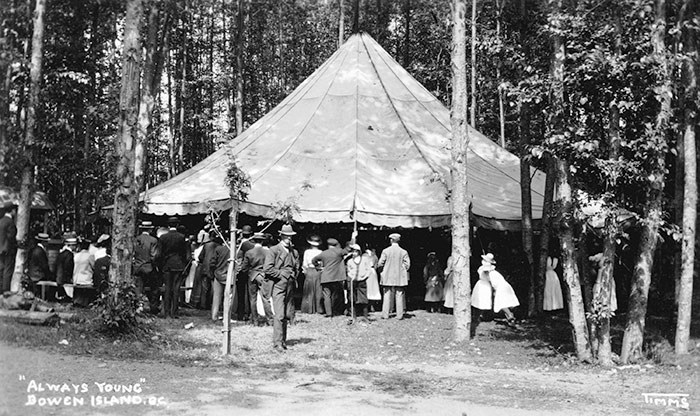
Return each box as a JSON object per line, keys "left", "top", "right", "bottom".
{"left": 543, "top": 256, "right": 564, "bottom": 311}
{"left": 300, "top": 247, "right": 322, "bottom": 313}
{"left": 365, "top": 252, "right": 381, "bottom": 301}
{"left": 488, "top": 268, "right": 520, "bottom": 312}
{"left": 471, "top": 265, "right": 493, "bottom": 310}
{"left": 423, "top": 261, "right": 444, "bottom": 302}
{"left": 443, "top": 256, "right": 454, "bottom": 308}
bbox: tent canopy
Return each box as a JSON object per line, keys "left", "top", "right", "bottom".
{"left": 143, "top": 33, "right": 546, "bottom": 229}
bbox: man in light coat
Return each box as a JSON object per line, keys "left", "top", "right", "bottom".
{"left": 377, "top": 233, "right": 410, "bottom": 320}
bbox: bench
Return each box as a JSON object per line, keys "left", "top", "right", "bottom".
{"left": 36, "top": 281, "right": 58, "bottom": 301}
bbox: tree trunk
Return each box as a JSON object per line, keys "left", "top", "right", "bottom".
{"left": 403, "top": 0, "right": 410, "bottom": 68}
{"left": 520, "top": 100, "right": 536, "bottom": 317}
{"left": 109, "top": 0, "right": 143, "bottom": 291}
{"left": 496, "top": 0, "right": 505, "bottom": 147}
{"left": 596, "top": 14, "right": 623, "bottom": 366}
{"left": 136, "top": 0, "right": 160, "bottom": 194}
{"left": 536, "top": 156, "right": 555, "bottom": 315}
{"left": 234, "top": 0, "right": 245, "bottom": 137}
{"left": 675, "top": 0, "right": 697, "bottom": 354}
{"left": 178, "top": 0, "right": 187, "bottom": 171}
{"left": 548, "top": 0, "right": 591, "bottom": 362}
{"left": 222, "top": 201, "right": 239, "bottom": 354}
{"left": 621, "top": 0, "right": 671, "bottom": 364}
{"left": 555, "top": 158, "right": 593, "bottom": 362}
{"left": 352, "top": 0, "right": 359, "bottom": 33}
{"left": 167, "top": 47, "right": 175, "bottom": 179}
{"left": 0, "top": 34, "right": 11, "bottom": 185}
{"left": 338, "top": 0, "right": 345, "bottom": 48}
{"left": 469, "top": 0, "right": 476, "bottom": 127}
{"left": 450, "top": 0, "right": 472, "bottom": 342}
{"left": 12, "top": 0, "right": 46, "bottom": 291}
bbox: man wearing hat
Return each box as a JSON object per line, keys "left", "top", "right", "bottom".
{"left": 240, "top": 232, "right": 273, "bottom": 325}
{"left": 264, "top": 224, "right": 300, "bottom": 351}
{"left": 0, "top": 201, "right": 18, "bottom": 293}
{"left": 157, "top": 217, "right": 188, "bottom": 318}
{"left": 55, "top": 234, "right": 77, "bottom": 299}
{"left": 235, "top": 225, "right": 256, "bottom": 321}
{"left": 134, "top": 221, "right": 160, "bottom": 314}
{"left": 377, "top": 233, "right": 411, "bottom": 320}
{"left": 26, "top": 233, "right": 52, "bottom": 294}
{"left": 312, "top": 236, "right": 353, "bottom": 318}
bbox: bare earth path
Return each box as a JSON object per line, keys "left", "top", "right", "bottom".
{"left": 1, "top": 310, "right": 698, "bottom": 415}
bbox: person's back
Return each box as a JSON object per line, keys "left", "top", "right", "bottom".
{"left": 134, "top": 232, "right": 158, "bottom": 271}
{"left": 159, "top": 229, "right": 187, "bottom": 271}
{"left": 314, "top": 245, "right": 347, "bottom": 284}
{"left": 73, "top": 249, "right": 94, "bottom": 286}
{"left": 378, "top": 243, "right": 410, "bottom": 286}
{"left": 211, "top": 244, "right": 230, "bottom": 283}
{"left": 27, "top": 238, "right": 51, "bottom": 283}
{"left": 198, "top": 240, "right": 219, "bottom": 278}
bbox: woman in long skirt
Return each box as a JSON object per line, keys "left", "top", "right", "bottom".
{"left": 364, "top": 248, "right": 381, "bottom": 311}
{"left": 480, "top": 253, "right": 518, "bottom": 323}
{"left": 300, "top": 235, "right": 323, "bottom": 314}
{"left": 443, "top": 256, "right": 454, "bottom": 311}
{"left": 423, "top": 252, "right": 444, "bottom": 312}
{"left": 543, "top": 256, "right": 564, "bottom": 311}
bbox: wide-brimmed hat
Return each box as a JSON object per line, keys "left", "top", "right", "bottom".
{"left": 279, "top": 224, "right": 296, "bottom": 236}
{"left": 389, "top": 233, "right": 401, "bottom": 241}
{"left": 240, "top": 225, "right": 254, "bottom": 237}
{"left": 349, "top": 243, "right": 362, "bottom": 252}
{"left": 251, "top": 232, "right": 267, "bottom": 241}
{"left": 327, "top": 238, "right": 339, "bottom": 247}
{"left": 35, "top": 233, "right": 49, "bottom": 242}
{"left": 167, "top": 216, "right": 180, "bottom": 224}
{"left": 307, "top": 235, "right": 321, "bottom": 246}
{"left": 481, "top": 253, "right": 496, "bottom": 265}
{"left": 64, "top": 237, "right": 78, "bottom": 245}
{"left": 139, "top": 220, "right": 154, "bottom": 229}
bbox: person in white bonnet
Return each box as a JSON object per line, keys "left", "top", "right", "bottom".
{"left": 478, "top": 253, "right": 518, "bottom": 325}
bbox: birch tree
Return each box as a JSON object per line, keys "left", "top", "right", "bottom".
{"left": 450, "top": 0, "right": 472, "bottom": 342}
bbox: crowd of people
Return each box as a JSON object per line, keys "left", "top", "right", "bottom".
{"left": 0, "top": 197, "right": 570, "bottom": 351}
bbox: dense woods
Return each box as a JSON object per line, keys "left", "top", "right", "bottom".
{"left": 0, "top": 0, "right": 697, "bottom": 361}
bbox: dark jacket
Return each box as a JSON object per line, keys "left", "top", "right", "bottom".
{"left": 93, "top": 255, "right": 111, "bottom": 292}
{"left": 198, "top": 240, "right": 219, "bottom": 278}
{"left": 27, "top": 244, "right": 51, "bottom": 282}
{"left": 158, "top": 230, "right": 188, "bottom": 271}
{"left": 210, "top": 244, "right": 231, "bottom": 284}
{"left": 134, "top": 233, "right": 158, "bottom": 274}
{"left": 0, "top": 214, "right": 17, "bottom": 255}
{"left": 312, "top": 246, "right": 350, "bottom": 284}
{"left": 55, "top": 249, "right": 74, "bottom": 285}
{"left": 264, "top": 243, "right": 299, "bottom": 281}
{"left": 241, "top": 245, "right": 268, "bottom": 282}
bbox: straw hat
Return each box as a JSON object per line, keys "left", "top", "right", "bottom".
{"left": 307, "top": 235, "right": 321, "bottom": 246}
{"left": 481, "top": 253, "right": 496, "bottom": 265}
{"left": 279, "top": 224, "right": 296, "bottom": 236}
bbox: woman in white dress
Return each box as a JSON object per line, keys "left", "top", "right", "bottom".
{"left": 543, "top": 256, "right": 564, "bottom": 311}
{"left": 443, "top": 256, "right": 454, "bottom": 310}
{"left": 480, "top": 253, "right": 518, "bottom": 323}
{"left": 472, "top": 259, "right": 493, "bottom": 311}
{"left": 364, "top": 248, "right": 381, "bottom": 311}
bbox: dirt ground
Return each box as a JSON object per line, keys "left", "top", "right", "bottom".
{"left": 1, "top": 308, "right": 698, "bottom": 415}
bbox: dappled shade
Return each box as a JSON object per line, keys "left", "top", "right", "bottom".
{"left": 142, "top": 33, "right": 546, "bottom": 228}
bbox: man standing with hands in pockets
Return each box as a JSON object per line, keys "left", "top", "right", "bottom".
{"left": 377, "top": 233, "right": 410, "bottom": 320}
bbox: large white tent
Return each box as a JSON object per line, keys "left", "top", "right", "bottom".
{"left": 141, "top": 33, "right": 546, "bottom": 230}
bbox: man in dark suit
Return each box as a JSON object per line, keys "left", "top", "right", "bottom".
{"left": 241, "top": 232, "right": 272, "bottom": 326}
{"left": 26, "top": 233, "right": 52, "bottom": 294}
{"left": 157, "top": 218, "right": 188, "bottom": 318}
{"left": 134, "top": 221, "right": 160, "bottom": 314}
{"left": 264, "top": 225, "right": 299, "bottom": 351}
{"left": 55, "top": 235, "right": 77, "bottom": 300}
{"left": 0, "top": 201, "right": 18, "bottom": 293}
{"left": 194, "top": 230, "right": 219, "bottom": 310}
{"left": 235, "top": 225, "right": 256, "bottom": 321}
{"left": 312, "top": 237, "right": 353, "bottom": 317}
